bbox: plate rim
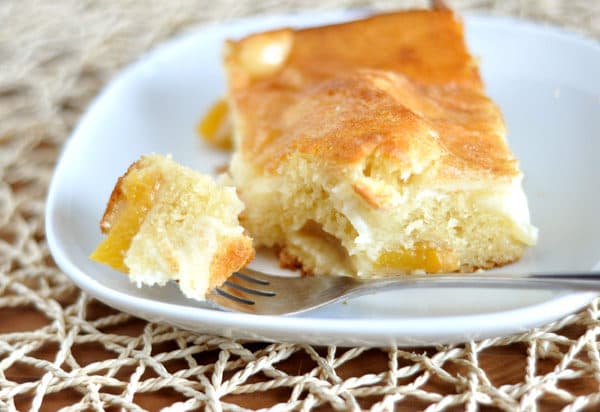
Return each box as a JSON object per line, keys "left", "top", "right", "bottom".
{"left": 45, "top": 10, "right": 600, "bottom": 346}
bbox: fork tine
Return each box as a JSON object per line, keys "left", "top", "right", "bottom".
{"left": 236, "top": 267, "right": 282, "bottom": 284}
{"left": 236, "top": 268, "right": 301, "bottom": 289}
{"left": 206, "top": 288, "right": 258, "bottom": 314}
{"left": 229, "top": 272, "right": 279, "bottom": 294}
{"left": 207, "top": 269, "right": 349, "bottom": 315}
{"left": 214, "top": 287, "right": 254, "bottom": 305}
{"left": 224, "top": 279, "right": 276, "bottom": 296}
{"left": 232, "top": 271, "right": 269, "bottom": 285}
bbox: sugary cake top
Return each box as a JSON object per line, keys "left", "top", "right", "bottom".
{"left": 225, "top": 10, "right": 519, "bottom": 182}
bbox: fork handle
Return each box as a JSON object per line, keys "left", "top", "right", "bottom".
{"left": 351, "top": 272, "right": 600, "bottom": 294}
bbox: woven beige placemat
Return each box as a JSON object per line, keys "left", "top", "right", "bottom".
{"left": 1, "top": 0, "right": 600, "bottom": 410}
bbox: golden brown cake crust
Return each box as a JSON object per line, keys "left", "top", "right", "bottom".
{"left": 226, "top": 10, "right": 482, "bottom": 90}
{"left": 99, "top": 160, "right": 136, "bottom": 234}
{"left": 208, "top": 236, "right": 255, "bottom": 289}
{"left": 223, "top": 9, "right": 537, "bottom": 276}
{"left": 99, "top": 158, "right": 161, "bottom": 234}
{"left": 225, "top": 10, "right": 519, "bottom": 182}
{"left": 93, "top": 154, "right": 255, "bottom": 296}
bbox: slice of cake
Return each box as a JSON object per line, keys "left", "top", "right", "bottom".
{"left": 222, "top": 9, "right": 537, "bottom": 276}
{"left": 90, "top": 154, "right": 254, "bottom": 299}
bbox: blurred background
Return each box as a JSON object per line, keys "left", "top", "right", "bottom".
{"left": 1, "top": 0, "right": 598, "bottom": 146}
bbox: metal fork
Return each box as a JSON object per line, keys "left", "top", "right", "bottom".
{"left": 206, "top": 268, "right": 600, "bottom": 316}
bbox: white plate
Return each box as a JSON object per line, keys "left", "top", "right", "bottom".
{"left": 46, "top": 10, "right": 600, "bottom": 347}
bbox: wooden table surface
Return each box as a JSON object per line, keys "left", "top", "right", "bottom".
{"left": 3, "top": 302, "right": 595, "bottom": 411}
